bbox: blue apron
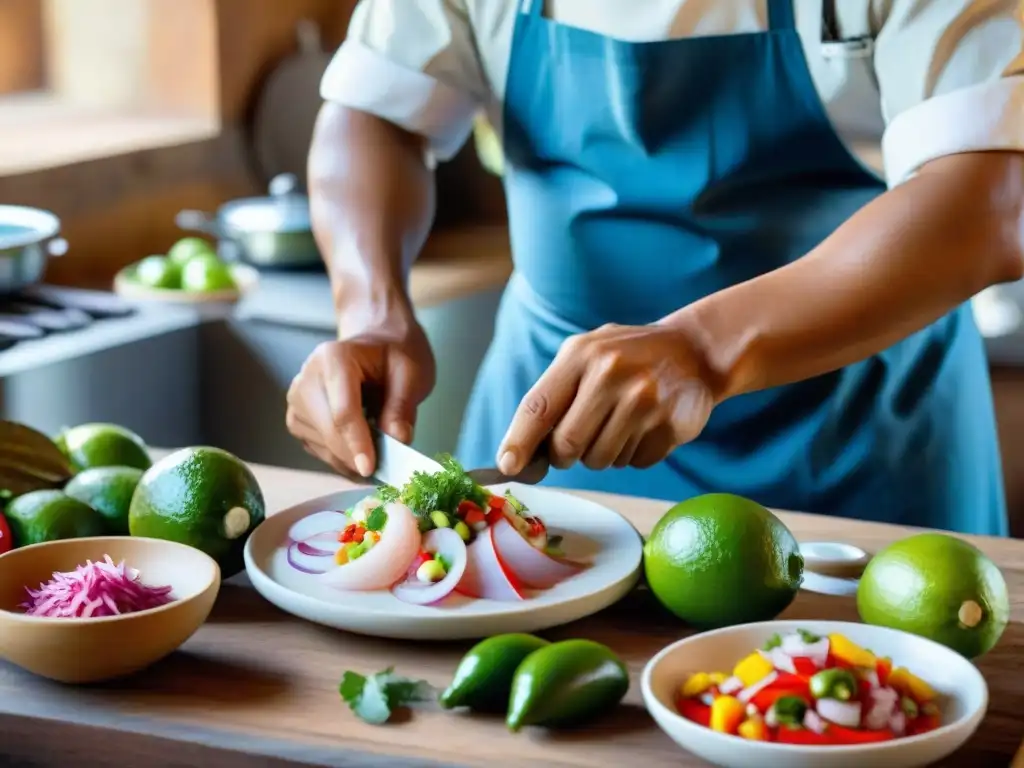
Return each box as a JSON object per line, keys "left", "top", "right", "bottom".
{"left": 456, "top": 0, "right": 1008, "bottom": 536}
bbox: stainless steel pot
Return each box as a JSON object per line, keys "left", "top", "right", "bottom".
{"left": 175, "top": 174, "right": 322, "bottom": 270}
{"left": 0, "top": 205, "right": 68, "bottom": 293}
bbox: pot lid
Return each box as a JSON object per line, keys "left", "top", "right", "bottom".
{"left": 219, "top": 174, "right": 311, "bottom": 234}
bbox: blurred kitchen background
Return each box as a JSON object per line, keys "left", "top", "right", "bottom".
{"left": 0, "top": 0, "right": 1022, "bottom": 537}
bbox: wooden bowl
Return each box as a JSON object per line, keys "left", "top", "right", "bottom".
{"left": 0, "top": 537, "right": 220, "bottom": 683}
{"left": 113, "top": 263, "right": 259, "bottom": 305}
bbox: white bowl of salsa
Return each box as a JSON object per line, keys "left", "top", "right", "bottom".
{"left": 641, "top": 620, "right": 987, "bottom": 768}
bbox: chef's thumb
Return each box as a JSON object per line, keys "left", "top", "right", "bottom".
{"left": 379, "top": 356, "right": 418, "bottom": 445}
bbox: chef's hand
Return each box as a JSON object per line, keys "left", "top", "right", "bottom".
{"left": 497, "top": 323, "right": 716, "bottom": 473}
{"left": 286, "top": 304, "right": 435, "bottom": 478}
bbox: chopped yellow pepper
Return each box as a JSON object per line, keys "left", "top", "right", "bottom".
{"left": 827, "top": 633, "right": 876, "bottom": 668}
{"left": 710, "top": 695, "right": 746, "bottom": 734}
{"left": 738, "top": 717, "right": 769, "bottom": 741}
{"left": 681, "top": 672, "right": 727, "bottom": 698}
{"left": 733, "top": 651, "right": 774, "bottom": 687}
{"left": 888, "top": 667, "right": 936, "bottom": 703}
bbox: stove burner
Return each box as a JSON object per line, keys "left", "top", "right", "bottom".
{"left": 0, "top": 285, "right": 135, "bottom": 350}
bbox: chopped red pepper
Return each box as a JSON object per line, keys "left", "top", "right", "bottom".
{"left": 487, "top": 496, "right": 505, "bottom": 510}
{"left": 827, "top": 725, "right": 895, "bottom": 744}
{"left": 907, "top": 713, "right": 941, "bottom": 736}
{"left": 826, "top": 653, "right": 855, "bottom": 671}
{"left": 464, "top": 508, "right": 486, "bottom": 526}
{"left": 791, "top": 657, "right": 818, "bottom": 677}
{"left": 527, "top": 517, "right": 547, "bottom": 537}
{"left": 774, "top": 671, "right": 813, "bottom": 689}
{"left": 338, "top": 523, "right": 359, "bottom": 543}
{"left": 485, "top": 508, "right": 504, "bottom": 526}
{"left": 0, "top": 513, "right": 11, "bottom": 555}
{"left": 775, "top": 727, "right": 833, "bottom": 746}
{"left": 751, "top": 685, "right": 809, "bottom": 712}
{"left": 675, "top": 697, "right": 711, "bottom": 727}
{"left": 876, "top": 657, "right": 893, "bottom": 687}
{"left": 457, "top": 500, "right": 483, "bottom": 518}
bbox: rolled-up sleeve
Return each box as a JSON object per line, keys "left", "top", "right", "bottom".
{"left": 876, "top": 0, "right": 1024, "bottom": 186}
{"left": 320, "top": 0, "right": 489, "bottom": 162}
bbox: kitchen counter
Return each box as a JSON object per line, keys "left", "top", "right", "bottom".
{"left": 1, "top": 459, "right": 1022, "bottom": 768}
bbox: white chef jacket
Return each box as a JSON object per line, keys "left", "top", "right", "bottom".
{"left": 320, "top": 0, "right": 1024, "bottom": 187}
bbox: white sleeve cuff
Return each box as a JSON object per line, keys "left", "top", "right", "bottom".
{"left": 882, "top": 75, "right": 1024, "bottom": 187}
{"left": 320, "top": 40, "right": 480, "bottom": 162}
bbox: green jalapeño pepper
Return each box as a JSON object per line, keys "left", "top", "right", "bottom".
{"left": 772, "top": 695, "right": 809, "bottom": 726}
{"left": 809, "top": 668, "right": 858, "bottom": 701}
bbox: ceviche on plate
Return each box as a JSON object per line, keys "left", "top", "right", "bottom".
{"left": 282, "top": 457, "right": 588, "bottom": 606}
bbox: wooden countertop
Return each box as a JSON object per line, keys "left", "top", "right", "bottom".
{"left": 2, "top": 460, "right": 1022, "bottom": 768}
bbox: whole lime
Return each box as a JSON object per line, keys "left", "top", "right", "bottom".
{"left": 64, "top": 466, "right": 143, "bottom": 536}
{"left": 133, "top": 255, "right": 181, "bottom": 289}
{"left": 5, "top": 489, "right": 106, "bottom": 547}
{"left": 129, "top": 446, "right": 264, "bottom": 577}
{"left": 55, "top": 423, "right": 151, "bottom": 473}
{"left": 857, "top": 533, "right": 1009, "bottom": 659}
{"left": 180, "top": 255, "right": 236, "bottom": 293}
{"left": 167, "top": 236, "right": 217, "bottom": 265}
{"left": 643, "top": 493, "right": 804, "bottom": 628}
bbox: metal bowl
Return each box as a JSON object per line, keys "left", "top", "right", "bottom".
{"left": 0, "top": 205, "right": 68, "bottom": 292}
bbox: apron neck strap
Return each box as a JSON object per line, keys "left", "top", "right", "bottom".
{"left": 767, "top": 0, "right": 796, "bottom": 31}
{"left": 521, "top": 0, "right": 544, "bottom": 17}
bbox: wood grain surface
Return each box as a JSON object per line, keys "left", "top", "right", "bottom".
{"left": 1, "top": 460, "right": 1022, "bottom": 768}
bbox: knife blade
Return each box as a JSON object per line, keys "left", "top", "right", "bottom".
{"left": 370, "top": 426, "right": 444, "bottom": 489}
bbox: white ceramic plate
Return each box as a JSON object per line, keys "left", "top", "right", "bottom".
{"left": 642, "top": 620, "right": 988, "bottom": 768}
{"left": 244, "top": 483, "right": 643, "bottom": 640}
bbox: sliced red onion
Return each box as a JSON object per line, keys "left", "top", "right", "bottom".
{"left": 803, "top": 709, "right": 827, "bottom": 734}
{"left": 738, "top": 671, "right": 779, "bottom": 704}
{"left": 490, "top": 517, "right": 582, "bottom": 588}
{"left": 888, "top": 710, "right": 907, "bottom": 736}
{"left": 296, "top": 531, "right": 342, "bottom": 557}
{"left": 759, "top": 647, "right": 796, "bottom": 674}
{"left": 287, "top": 541, "right": 333, "bottom": 574}
{"left": 864, "top": 687, "right": 900, "bottom": 730}
{"left": 392, "top": 529, "right": 468, "bottom": 606}
{"left": 781, "top": 633, "right": 830, "bottom": 667}
{"left": 287, "top": 510, "right": 347, "bottom": 542}
{"left": 718, "top": 676, "right": 744, "bottom": 695}
{"left": 817, "top": 698, "right": 862, "bottom": 728}
{"left": 455, "top": 527, "right": 524, "bottom": 601}
{"left": 862, "top": 669, "right": 881, "bottom": 689}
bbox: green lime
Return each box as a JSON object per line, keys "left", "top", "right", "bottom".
{"left": 506, "top": 639, "right": 629, "bottom": 731}
{"left": 64, "top": 466, "right": 143, "bottom": 536}
{"left": 5, "top": 489, "right": 106, "bottom": 547}
{"left": 167, "top": 236, "right": 217, "bottom": 265}
{"left": 180, "top": 255, "right": 236, "bottom": 292}
{"left": 857, "top": 533, "right": 1009, "bottom": 659}
{"left": 440, "top": 633, "right": 550, "bottom": 712}
{"left": 128, "top": 446, "right": 265, "bottom": 578}
{"left": 55, "top": 423, "right": 151, "bottom": 473}
{"left": 133, "top": 255, "right": 181, "bottom": 289}
{"left": 643, "top": 493, "right": 803, "bottom": 629}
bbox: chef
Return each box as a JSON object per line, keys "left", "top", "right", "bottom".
{"left": 286, "top": 0, "right": 1024, "bottom": 536}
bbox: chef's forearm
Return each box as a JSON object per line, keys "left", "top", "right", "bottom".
{"left": 307, "top": 104, "right": 435, "bottom": 317}
{"left": 669, "top": 151, "right": 1024, "bottom": 402}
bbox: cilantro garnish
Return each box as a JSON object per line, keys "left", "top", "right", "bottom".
{"left": 797, "top": 629, "right": 821, "bottom": 644}
{"left": 762, "top": 633, "right": 782, "bottom": 651}
{"left": 374, "top": 455, "right": 489, "bottom": 525}
{"left": 339, "top": 667, "right": 435, "bottom": 725}
{"left": 365, "top": 506, "right": 387, "bottom": 532}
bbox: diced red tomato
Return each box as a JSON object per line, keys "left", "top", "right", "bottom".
{"left": 487, "top": 496, "right": 506, "bottom": 510}
{"left": 791, "top": 657, "right": 818, "bottom": 677}
{"left": 876, "top": 657, "right": 893, "bottom": 687}
{"left": 676, "top": 697, "right": 711, "bottom": 727}
{"left": 457, "top": 500, "right": 483, "bottom": 518}
{"left": 464, "top": 508, "right": 486, "bottom": 527}
{"left": 775, "top": 727, "right": 833, "bottom": 746}
{"left": 485, "top": 508, "right": 504, "bottom": 526}
{"left": 339, "top": 523, "right": 362, "bottom": 543}
{"left": 907, "top": 713, "right": 941, "bottom": 736}
{"left": 527, "top": 517, "right": 546, "bottom": 537}
{"left": 774, "top": 672, "right": 813, "bottom": 689}
{"left": 826, "top": 652, "right": 855, "bottom": 670}
{"left": 858, "top": 678, "right": 873, "bottom": 699}
{"left": 827, "top": 725, "right": 895, "bottom": 744}
{"left": 0, "top": 513, "right": 11, "bottom": 554}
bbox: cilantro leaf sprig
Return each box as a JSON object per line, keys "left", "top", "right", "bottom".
{"left": 339, "top": 668, "right": 436, "bottom": 725}
{"left": 373, "top": 455, "right": 490, "bottom": 525}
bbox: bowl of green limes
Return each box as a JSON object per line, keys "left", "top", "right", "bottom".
{"left": 114, "top": 237, "right": 258, "bottom": 304}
